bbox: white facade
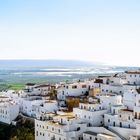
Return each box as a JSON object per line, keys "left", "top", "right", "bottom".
{"left": 57, "top": 82, "right": 89, "bottom": 101}
{"left": 100, "top": 84, "right": 124, "bottom": 95}
{"left": 102, "top": 76, "right": 126, "bottom": 85}
{"left": 73, "top": 102, "right": 107, "bottom": 126}
{"left": 96, "top": 94, "right": 122, "bottom": 111}
{"left": 35, "top": 112, "right": 88, "bottom": 140}
{"left": 104, "top": 109, "right": 136, "bottom": 129}
{"left": 25, "top": 84, "right": 55, "bottom": 96}
{"left": 83, "top": 131, "right": 119, "bottom": 140}
{"left": 0, "top": 96, "right": 19, "bottom": 124}
{"left": 40, "top": 101, "right": 58, "bottom": 113}
{"left": 83, "top": 127, "right": 122, "bottom": 140}
{"left": 20, "top": 98, "right": 58, "bottom": 118}
{"left": 126, "top": 72, "right": 140, "bottom": 85}
{"left": 123, "top": 90, "right": 138, "bottom": 110}
{"left": 20, "top": 98, "right": 43, "bottom": 117}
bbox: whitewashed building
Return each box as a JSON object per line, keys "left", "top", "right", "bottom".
{"left": 35, "top": 112, "right": 88, "bottom": 140}
{"left": 96, "top": 93, "right": 122, "bottom": 111}
{"left": 20, "top": 98, "right": 58, "bottom": 118}
{"left": 57, "top": 82, "right": 89, "bottom": 100}
{"left": 57, "top": 82, "right": 89, "bottom": 106}
{"left": 125, "top": 71, "right": 140, "bottom": 85}
{"left": 73, "top": 102, "right": 107, "bottom": 126}
{"left": 0, "top": 95, "right": 19, "bottom": 124}
{"left": 24, "top": 83, "right": 55, "bottom": 96}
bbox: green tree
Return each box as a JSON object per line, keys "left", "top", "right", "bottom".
{"left": 49, "top": 89, "right": 57, "bottom": 100}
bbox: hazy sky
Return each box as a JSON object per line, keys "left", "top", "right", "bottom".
{"left": 0, "top": 0, "right": 140, "bottom": 66}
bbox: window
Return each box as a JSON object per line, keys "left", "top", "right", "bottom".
{"left": 88, "top": 123, "right": 91, "bottom": 127}
{"left": 113, "top": 122, "right": 115, "bottom": 126}
{"left": 90, "top": 136, "right": 92, "bottom": 140}
{"left": 77, "top": 127, "right": 80, "bottom": 131}
{"left": 120, "top": 122, "right": 122, "bottom": 127}
{"left": 135, "top": 112, "right": 137, "bottom": 119}
{"left": 72, "top": 85, "right": 77, "bottom": 89}
{"left": 36, "top": 131, "right": 38, "bottom": 136}
{"left": 82, "top": 85, "right": 87, "bottom": 88}
{"left": 134, "top": 82, "right": 136, "bottom": 85}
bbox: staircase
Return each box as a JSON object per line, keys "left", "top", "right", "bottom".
{"left": 108, "top": 127, "right": 127, "bottom": 140}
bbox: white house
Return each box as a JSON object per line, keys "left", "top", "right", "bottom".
{"left": 20, "top": 97, "right": 58, "bottom": 118}
{"left": 125, "top": 71, "right": 140, "bottom": 85}
{"left": 123, "top": 89, "right": 138, "bottom": 110}
{"left": 73, "top": 102, "right": 107, "bottom": 127}
{"left": 57, "top": 82, "right": 89, "bottom": 107}
{"left": 0, "top": 95, "right": 19, "bottom": 124}
{"left": 100, "top": 84, "right": 124, "bottom": 95}
{"left": 19, "top": 97, "right": 43, "bottom": 117}
{"left": 57, "top": 82, "right": 89, "bottom": 100}
{"left": 35, "top": 112, "right": 88, "bottom": 140}
{"left": 40, "top": 100, "right": 58, "bottom": 113}
{"left": 96, "top": 94, "right": 122, "bottom": 111}
{"left": 24, "top": 84, "right": 55, "bottom": 96}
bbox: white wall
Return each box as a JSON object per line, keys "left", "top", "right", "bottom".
{"left": 109, "top": 126, "right": 136, "bottom": 139}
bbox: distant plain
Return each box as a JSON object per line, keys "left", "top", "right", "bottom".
{"left": 0, "top": 60, "right": 138, "bottom": 91}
